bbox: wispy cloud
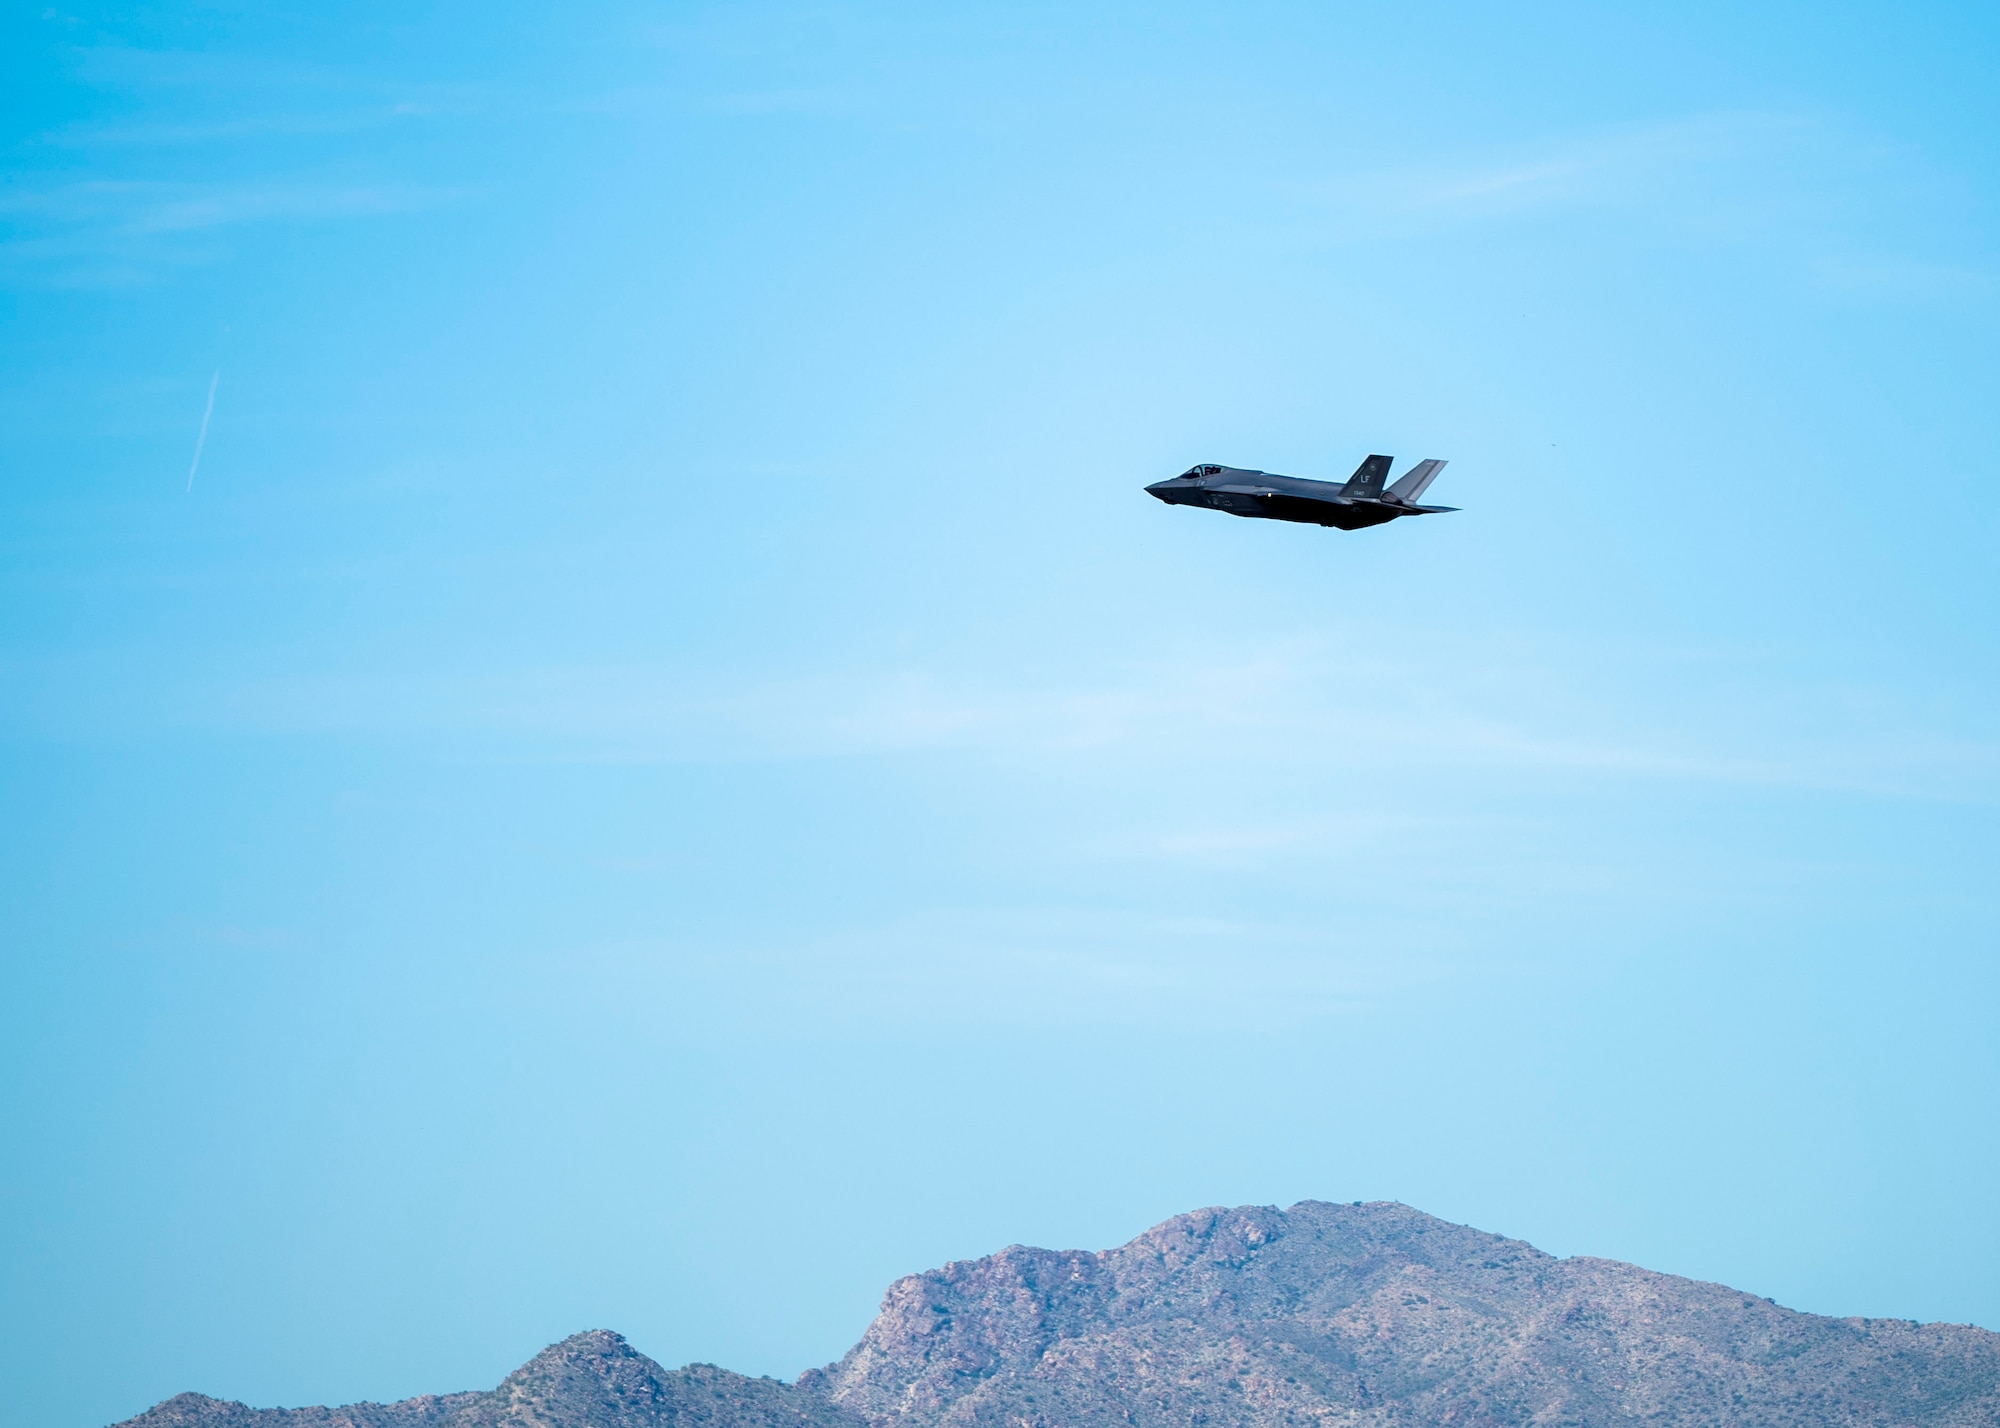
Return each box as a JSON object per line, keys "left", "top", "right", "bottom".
{"left": 583, "top": 905, "right": 1454, "bottom": 1034}
{"left": 704, "top": 87, "right": 860, "bottom": 116}
{"left": 1301, "top": 112, "right": 1815, "bottom": 225}
{"left": 133, "top": 181, "right": 454, "bottom": 232}
{"left": 1809, "top": 254, "right": 1999, "bottom": 301}
{"left": 2, "top": 38, "right": 482, "bottom": 281}
{"left": 0, "top": 176, "right": 453, "bottom": 229}
{"left": 166, "top": 633, "right": 2000, "bottom": 805}
{"left": 0, "top": 177, "right": 465, "bottom": 282}
{"left": 1276, "top": 109, "right": 1996, "bottom": 308}
{"left": 23, "top": 41, "right": 491, "bottom": 147}
{"left": 37, "top": 104, "right": 477, "bottom": 150}
{"left": 555, "top": 83, "right": 864, "bottom": 118}
{"left": 1419, "top": 158, "right": 1587, "bottom": 204}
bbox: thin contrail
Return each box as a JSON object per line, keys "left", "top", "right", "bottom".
{"left": 187, "top": 369, "right": 219, "bottom": 492}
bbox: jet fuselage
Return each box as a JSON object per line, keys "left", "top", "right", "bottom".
{"left": 1145, "top": 457, "right": 1455, "bottom": 531}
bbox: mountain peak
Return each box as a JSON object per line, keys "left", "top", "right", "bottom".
{"left": 525, "top": 1330, "right": 631, "bottom": 1358}
{"left": 480, "top": 1328, "right": 680, "bottom": 1427}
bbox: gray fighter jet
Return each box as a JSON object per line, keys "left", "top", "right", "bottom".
{"left": 1145, "top": 455, "right": 1454, "bottom": 530}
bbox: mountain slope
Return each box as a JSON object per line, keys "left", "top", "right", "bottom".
{"left": 802, "top": 1200, "right": 2000, "bottom": 1427}
{"left": 112, "top": 1203, "right": 2000, "bottom": 1428}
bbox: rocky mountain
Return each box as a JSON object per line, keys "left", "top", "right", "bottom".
{"left": 804, "top": 1201, "right": 2000, "bottom": 1427}
{"left": 117, "top": 1331, "right": 865, "bottom": 1428}
{"left": 115, "top": 1201, "right": 2000, "bottom": 1428}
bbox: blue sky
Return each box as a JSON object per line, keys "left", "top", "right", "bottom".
{"left": 3, "top": 2, "right": 1998, "bottom": 1425}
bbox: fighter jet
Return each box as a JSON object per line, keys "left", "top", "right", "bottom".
{"left": 1145, "top": 455, "right": 1454, "bottom": 530}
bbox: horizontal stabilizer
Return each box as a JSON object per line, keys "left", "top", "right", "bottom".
{"left": 1387, "top": 458, "right": 1448, "bottom": 504}
{"left": 1338, "top": 454, "right": 1394, "bottom": 499}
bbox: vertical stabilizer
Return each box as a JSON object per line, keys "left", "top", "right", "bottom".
{"left": 1337, "top": 454, "right": 1394, "bottom": 499}
{"left": 1386, "top": 458, "right": 1448, "bottom": 504}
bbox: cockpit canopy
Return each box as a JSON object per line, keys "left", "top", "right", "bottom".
{"left": 1179, "top": 464, "right": 1224, "bottom": 479}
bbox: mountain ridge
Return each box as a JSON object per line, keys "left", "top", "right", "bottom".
{"left": 111, "top": 1201, "right": 2000, "bottom": 1428}
{"left": 115, "top": 1332, "right": 867, "bottom": 1428}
